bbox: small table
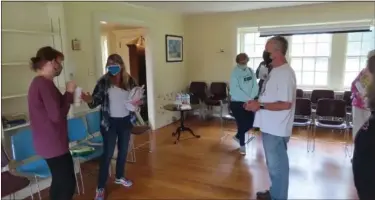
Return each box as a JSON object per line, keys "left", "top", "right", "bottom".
{"left": 163, "top": 104, "right": 201, "bottom": 144}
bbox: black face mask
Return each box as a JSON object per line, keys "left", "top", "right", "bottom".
{"left": 263, "top": 51, "right": 272, "bottom": 66}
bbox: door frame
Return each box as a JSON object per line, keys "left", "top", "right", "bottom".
{"left": 92, "top": 12, "right": 156, "bottom": 130}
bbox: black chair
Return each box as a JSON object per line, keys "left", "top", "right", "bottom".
{"left": 1, "top": 145, "right": 34, "bottom": 199}
{"left": 296, "top": 89, "right": 304, "bottom": 98}
{"left": 312, "top": 99, "right": 349, "bottom": 154}
{"left": 310, "top": 89, "right": 335, "bottom": 109}
{"left": 294, "top": 98, "right": 313, "bottom": 151}
{"left": 205, "top": 82, "right": 229, "bottom": 124}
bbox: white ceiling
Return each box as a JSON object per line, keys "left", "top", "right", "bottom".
{"left": 128, "top": 1, "right": 325, "bottom": 14}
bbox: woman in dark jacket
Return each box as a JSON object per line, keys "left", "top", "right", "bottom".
{"left": 81, "top": 54, "right": 141, "bottom": 200}
{"left": 352, "top": 52, "right": 375, "bottom": 200}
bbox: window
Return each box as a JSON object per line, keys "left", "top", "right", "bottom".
{"left": 343, "top": 31, "right": 375, "bottom": 88}
{"left": 240, "top": 32, "right": 270, "bottom": 70}
{"left": 101, "top": 35, "right": 109, "bottom": 74}
{"left": 290, "top": 34, "right": 332, "bottom": 87}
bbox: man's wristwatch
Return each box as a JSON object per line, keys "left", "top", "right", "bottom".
{"left": 259, "top": 103, "right": 265, "bottom": 109}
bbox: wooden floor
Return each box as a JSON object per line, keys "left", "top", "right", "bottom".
{"left": 28, "top": 117, "right": 358, "bottom": 200}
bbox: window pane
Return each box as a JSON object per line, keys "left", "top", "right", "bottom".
{"left": 244, "top": 33, "right": 255, "bottom": 44}
{"left": 362, "top": 31, "right": 374, "bottom": 41}
{"left": 314, "top": 72, "right": 327, "bottom": 86}
{"left": 345, "top": 57, "right": 360, "bottom": 72}
{"left": 361, "top": 42, "right": 373, "bottom": 55}
{"left": 244, "top": 45, "right": 254, "bottom": 56}
{"left": 255, "top": 44, "right": 264, "bottom": 56}
{"left": 291, "top": 58, "right": 302, "bottom": 71}
{"left": 317, "top": 34, "right": 331, "bottom": 43}
{"left": 304, "top": 43, "right": 316, "bottom": 56}
{"left": 316, "top": 43, "right": 330, "bottom": 56}
{"left": 302, "top": 72, "right": 314, "bottom": 85}
{"left": 256, "top": 36, "right": 267, "bottom": 45}
{"left": 304, "top": 34, "right": 317, "bottom": 43}
{"left": 295, "top": 72, "right": 302, "bottom": 85}
{"left": 315, "top": 58, "right": 328, "bottom": 71}
{"left": 360, "top": 56, "right": 367, "bottom": 70}
{"left": 303, "top": 58, "right": 315, "bottom": 71}
{"left": 292, "top": 35, "right": 304, "bottom": 43}
{"left": 347, "top": 41, "right": 362, "bottom": 56}
{"left": 348, "top": 32, "right": 362, "bottom": 42}
{"left": 344, "top": 72, "right": 358, "bottom": 87}
{"left": 291, "top": 44, "right": 303, "bottom": 57}
{"left": 248, "top": 59, "right": 255, "bottom": 70}
{"left": 253, "top": 57, "right": 263, "bottom": 68}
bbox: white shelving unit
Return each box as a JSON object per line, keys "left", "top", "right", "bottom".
{"left": 1, "top": 2, "right": 67, "bottom": 120}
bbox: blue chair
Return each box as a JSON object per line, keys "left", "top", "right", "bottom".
{"left": 67, "top": 116, "right": 104, "bottom": 194}
{"left": 10, "top": 127, "right": 49, "bottom": 200}
{"left": 85, "top": 111, "right": 103, "bottom": 143}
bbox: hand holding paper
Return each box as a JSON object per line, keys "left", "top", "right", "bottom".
{"left": 125, "top": 85, "right": 145, "bottom": 112}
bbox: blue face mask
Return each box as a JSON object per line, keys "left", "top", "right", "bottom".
{"left": 107, "top": 65, "right": 121, "bottom": 76}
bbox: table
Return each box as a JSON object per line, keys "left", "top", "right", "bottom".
{"left": 163, "top": 104, "right": 201, "bottom": 144}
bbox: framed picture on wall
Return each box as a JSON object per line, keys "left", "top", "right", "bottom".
{"left": 165, "top": 35, "right": 183, "bottom": 62}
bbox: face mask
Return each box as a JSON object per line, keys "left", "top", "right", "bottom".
{"left": 107, "top": 65, "right": 121, "bottom": 76}
{"left": 263, "top": 51, "right": 273, "bottom": 65}
{"left": 237, "top": 64, "right": 247, "bottom": 69}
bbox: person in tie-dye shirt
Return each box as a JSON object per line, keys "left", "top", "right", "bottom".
{"left": 351, "top": 49, "right": 375, "bottom": 140}
{"left": 352, "top": 49, "right": 375, "bottom": 200}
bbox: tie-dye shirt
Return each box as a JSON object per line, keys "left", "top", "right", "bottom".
{"left": 351, "top": 68, "right": 371, "bottom": 109}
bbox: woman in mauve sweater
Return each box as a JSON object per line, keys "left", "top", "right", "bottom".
{"left": 28, "top": 46, "right": 77, "bottom": 200}
{"left": 352, "top": 51, "right": 375, "bottom": 200}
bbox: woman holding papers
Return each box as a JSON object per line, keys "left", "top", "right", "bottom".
{"left": 352, "top": 50, "right": 375, "bottom": 200}
{"left": 81, "top": 54, "right": 142, "bottom": 200}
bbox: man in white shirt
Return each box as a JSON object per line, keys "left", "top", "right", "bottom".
{"left": 245, "top": 36, "right": 296, "bottom": 200}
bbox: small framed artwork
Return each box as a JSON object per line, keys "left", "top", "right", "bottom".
{"left": 71, "top": 39, "right": 81, "bottom": 51}
{"left": 165, "top": 35, "right": 183, "bottom": 62}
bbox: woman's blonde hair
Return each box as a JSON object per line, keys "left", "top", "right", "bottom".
{"left": 106, "top": 54, "right": 130, "bottom": 90}
{"left": 366, "top": 50, "right": 375, "bottom": 110}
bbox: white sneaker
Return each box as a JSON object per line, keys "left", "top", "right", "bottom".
{"left": 114, "top": 177, "right": 133, "bottom": 187}
{"left": 94, "top": 188, "right": 105, "bottom": 200}
{"left": 239, "top": 146, "right": 246, "bottom": 155}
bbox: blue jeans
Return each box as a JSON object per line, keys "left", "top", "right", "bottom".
{"left": 262, "top": 132, "right": 290, "bottom": 200}
{"left": 97, "top": 116, "right": 133, "bottom": 189}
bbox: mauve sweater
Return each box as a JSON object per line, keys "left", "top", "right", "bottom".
{"left": 28, "top": 76, "right": 73, "bottom": 159}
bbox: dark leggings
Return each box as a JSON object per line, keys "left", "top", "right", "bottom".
{"left": 352, "top": 127, "right": 375, "bottom": 200}
{"left": 230, "top": 101, "right": 255, "bottom": 146}
{"left": 45, "top": 152, "right": 76, "bottom": 200}
{"left": 97, "top": 116, "right": 132, "bottom": 189}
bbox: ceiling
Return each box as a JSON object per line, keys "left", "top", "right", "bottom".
{"left": 128, "top": 1, "right": 325, "bottom": 14}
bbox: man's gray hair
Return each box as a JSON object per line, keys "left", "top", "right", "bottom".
{"left": 268, "top": 36, "right": 288, "bottom": 56}
{"left": 368, "top": 49, "right": 375, "bottom": 59}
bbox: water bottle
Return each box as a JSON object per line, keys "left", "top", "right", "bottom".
{"left": 186, "top": 93, "right": 190, "bottom": 105}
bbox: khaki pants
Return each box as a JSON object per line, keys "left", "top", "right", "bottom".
{"left": 352, "top": 106, "right": 371, "bottom": 141}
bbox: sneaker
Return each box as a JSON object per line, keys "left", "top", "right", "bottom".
{"left": 239, "top": 146, "right": 246, "bottom": 155}
{"left": 256, "top": 190, "right": 271, "bottom": 200}
{"left": 114, "top": 177, "right": 133, "bottom": 187}
{"left": 95, "top": 188, "right": 105, "bottom": 200}
{"left": 233, "top": 136, "right": 240, "bottom": 145}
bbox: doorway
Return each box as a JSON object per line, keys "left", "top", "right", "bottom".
{"left": 99, "top": 21, "right": 150, "bottom": 123}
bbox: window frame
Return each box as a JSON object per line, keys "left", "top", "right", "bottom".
{"left": 289, "top": 34, "right": 333, "bottom": 89}
{"left": 342, "top": 31, "right": 375, "bottom": 89}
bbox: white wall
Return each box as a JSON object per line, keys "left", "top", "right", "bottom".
{"left": 184, "top": 2, "right": 375, "bottom": 90}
